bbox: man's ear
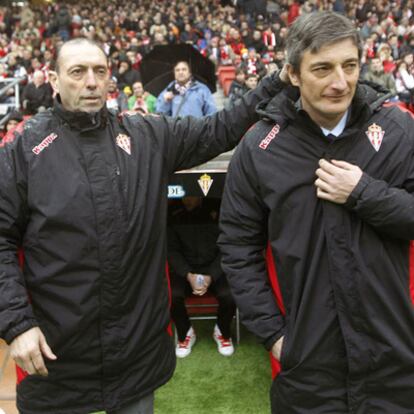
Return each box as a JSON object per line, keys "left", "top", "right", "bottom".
{"left": 286, "top": 64, "right": 300, "bottom": 87}
{"left": 48, "top": 71, "right": 59, "bottom": 95}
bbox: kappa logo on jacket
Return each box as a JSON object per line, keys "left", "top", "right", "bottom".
{"left": 259, "top": 124, "right": 280, "bottom": 150}
{"left": 365, "top": 123, "right": 385, "bottom": 152}
{"left": 32, "top": 133, "right": 58, "bottom": 155}
{"left": 116, "top": 133, "right": 131, "bottom": 155}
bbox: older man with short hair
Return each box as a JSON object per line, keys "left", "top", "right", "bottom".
{"left": 0, "top": 37, "right": 285, "bottom": 414}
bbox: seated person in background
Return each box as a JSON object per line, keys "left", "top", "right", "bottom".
{"left": 240, "top": 47, "right": 267, "bottom": 79}
{"left": 22, "top": 70, "right": 53, "bottom": 115}
{"left": 245, "top": 73, "right": 259, "bottom": 91}
{"left": 395, "top": 53, "right": 414, "bottom": 107}
{"left": 168, "top": 196, "right": 235, "bottom": 358}
{"left": 112, "top": 59, "right": 141, "bottom": 91}
{"left": 228, "top": 68, "right": 249, "bottom": 104}
{"left": 106, "top": 77, "right": 128, "bottom": 112}
{"left": 363, "top": 57, "right": 397, "bottom": 96}
{"left": 127, "top": 81, "right": 157, "bottom": 114}
{"left": 0, "top": 110, "right": 23, "bottom": 141}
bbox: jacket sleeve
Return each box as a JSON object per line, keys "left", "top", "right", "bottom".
{"left": 162, "top": 71, "right": 285, "bottom": 174}
{"left": 201, "top": 87, "right": 217, "bottom": 116}
{"left": 207, "top": 252, "right": 223, "bottom": 281}
{"left": 0, "top": 137, "right": 38, "bottom": 344}
{"left": 218, "top": 137, "right": 286, "bottom": 350}
{"left": 155, "top": 87, "right": 172, "bottom": 115}
{"left": 344, "top": 112, "right": 414, "bottom": 240}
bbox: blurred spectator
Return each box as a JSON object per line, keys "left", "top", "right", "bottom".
{"left": 6, "top": 53, "right": 27, "bottom": 79}
{"left": 206, "top": 36, "right": 221, "bottom": 65}
{"left": 401, "top": 51, "right": 414, "bottom": 72}
{"left": 180, "top": 23, "right": 200, "bottom": 44}
{"left": 156, "top": 61, "right": 216, "bottom": 117}
{"left": 52, "top": 4, "right": 72, "bottom": 41}
{"left": 239, "top": 21, "right": 250, "bottom": 46}
{"left": 227, "top": 28, "right": 245, "bottom": 57}
{"left": 273, "top": 47, "right": 286, "bottom": 70}
{"left": 237, "top": 0, "right": 266, "bottom": 16}
{"left": 112, "top": 59, "right": 141, "bottom": 91}
{"left": 127, "top": 81, "right": 157, "bottom": 114}
{"left": 288, "top": 0, "right": 301, "bottom": 25}
{"left": 395, "top": 59, "right": 414, "bottom": 106}
{"left": 333, "top": 0, "right": 346, "bottom": 14}
{"left": 405, "top": 34, "right": 414, "bottom": 56}
{"left": 149, "top": 15, "right": 168, "bottom": 39}
{"left": 360, "top": 13, "right": 380, "bottom": 40}
{"left": 42, "top": 49, "right": 54, "bottom": 73}
{"left": 21, "top": 48, "right": 33, "bottom": 72}
{"left": 245, "top": 29, "right": 266, "bottom": 55}
{"left": 240, "top": 47, "right": 267, "bottom": 78}
{"left": 218, "top": 38, "right": 236, "bottom": 66}
{"left": 263, "top": 26, "right": 276, "bottom": 54}
{"left": 0, "top": 110, "right": 23, "bottom": 140}
{"left": 0, "top": 64, "right": 16, "bottom": 104}
{"left": 388, "top": 33, "right": 400, "bottom": 61}
{"left": 228, "top": 68, "right": 248, "bottom": 104}
{"left": 106, "top": 77, "right": 128, "bottom": 112}
{"left": 22, "top": 70, "right": 53, "bottom": 115}
{"left": 377, "top": 43, "right": 396, "bottom": 73}
{"left": 19, "top": 6, "right": 35, "bottom": 29}
{"left": 275, "top": 26, "right": 288, "bottom": 50}
{"left": 245, "top": 73, "right": 259, "bottom": 90}
{"left": 355, "top": 0, "right": 372, "bottom": 23}
{"left": 363, "top": 57, "right": 397, "bottom": 96}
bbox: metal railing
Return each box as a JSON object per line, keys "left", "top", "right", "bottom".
{"left": 0, "top": 77, "right": 24, "bottom": 128}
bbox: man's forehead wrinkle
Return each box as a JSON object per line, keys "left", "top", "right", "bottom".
{"left": 59, "top": 45, "right": 107, "bottom": 70}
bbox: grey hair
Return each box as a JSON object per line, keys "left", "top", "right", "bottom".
{"left": 55, "top": 38, "right": 108, "bottom": 73}
{"left": 286, "top": 11, "right": 363, "bottom": 73}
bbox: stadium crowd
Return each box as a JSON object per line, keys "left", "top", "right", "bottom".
{"left": 0, "top": 0, "right": 414, "bottom": 133}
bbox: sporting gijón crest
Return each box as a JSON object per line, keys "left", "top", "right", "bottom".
{"left": 365, "top": 123, "right": 385, "bottom": 152}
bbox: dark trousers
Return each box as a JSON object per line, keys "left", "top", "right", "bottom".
{"left": 170, "top": 273, "right": 236, "bottom": 341}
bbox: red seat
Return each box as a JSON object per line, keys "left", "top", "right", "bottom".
{"left": 185, "top": 292, "right": 219, "bottom": 314}
{"left": 222, "top": 78, "right": 234, "bottom": 97}
{"left": 217, "top": 65, "right": 236, "bottom": 89}
{"left": 184, "top": 292, "right": 240, "bottom": 343}
{"left": 217, "top": 65, "right": 236, "bottom": 77}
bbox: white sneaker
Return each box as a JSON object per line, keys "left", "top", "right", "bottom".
{"left": 213, "top": 325, "right": 234, "bottom": 356}
{"left": 176, "top": 327, "right": 196, "bottom": 358}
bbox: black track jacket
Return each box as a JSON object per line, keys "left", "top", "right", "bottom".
{"left": 0, "top": 73, "right": 283, "bottom": 414}
{"left": 219, "top": 84, "right": 414, "bottom": 413}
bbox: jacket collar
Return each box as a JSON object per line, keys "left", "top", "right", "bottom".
{"left": 256, "top": 81, "right": 393, "bottom": 138}
{"left": 53, "top": 97, "right": 109, "bottom": 132}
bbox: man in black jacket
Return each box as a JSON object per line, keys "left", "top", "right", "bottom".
{"left": 168, "top": 197, "right": 235, "bottom": 358}
{"left": 219, "top": 11, "right": 414, "bottom": 414}
{"left": 22, "top": 70, "right": 53, "bottom": 115}
{"left": 0, "top": 38, "right": 284, "bottom": 414}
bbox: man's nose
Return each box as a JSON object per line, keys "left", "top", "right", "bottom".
{"left": 85, "top": 68, "right": 97, "bottom": 88}
{"left": 331, "top": 67, "right": 347, "bottom": 90}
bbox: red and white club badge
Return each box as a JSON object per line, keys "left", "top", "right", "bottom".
{"left": 116, "top": 134, "right": 131, "bottom": 155}
{"left": 365, "top": 123, "right": 385, "bottom": 152}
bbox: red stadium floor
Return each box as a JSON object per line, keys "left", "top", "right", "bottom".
{"left": 0, "top": 340, "right": 18, "bottom": 414}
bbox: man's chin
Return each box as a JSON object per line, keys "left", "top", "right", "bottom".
{"left": 324, "top": 100, "right": 352, "bottom": 114}
{"left": 78, "top": 103, "right": 105, "bottom": 113}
